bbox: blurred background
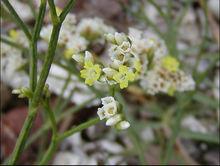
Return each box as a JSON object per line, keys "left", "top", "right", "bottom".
{"left": 1, "top": 0, "right": 219, "bottom": 165}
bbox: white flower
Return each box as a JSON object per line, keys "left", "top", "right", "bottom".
{"left": 114, "top": 32, "right": 127, "bottom": 45}
{"left": 116, "top": 121, "right": 130, "bottom": 130}
{"left": 101, "top": 96, "right": 115, "bottom": 105}
{"left": 97, "top": 107, "right": 106, "bottom": 120}
{"left": 118, "top": 41, "right": 131, "bottom": 54}
{"left": 140, "top": 59, "right": 195, "bottom": 95}
{"left": 103, "top": 102, "right": 117, "bottom": 118}
{"left": 97, "top": 96, "right": 130, "bottom": 130}
{"left": 97, "top": 96, "right": 117, "bottom": 120}
{"left": 106, "top": 114, "right": 122, "bottom": 126}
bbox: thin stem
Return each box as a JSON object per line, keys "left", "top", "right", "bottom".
{"left": 8, "top": 108, "right": 38, "bottom": 165}
{"left": 40, "top": 99, "right": 58, "bottom": 165}
{"left": 116, "top": 93, "right": 147, "bottom": 165}
{"left": 39, "top": 137, "right": 58, "bottom": 165}
{"left": 0, "top": 35, "right": 26, "bottom": 50}
{"left": 43, "top": 99, "right": 57, "bottom": 135}
{"left": 27, "top": 0, "right": 37, "bottom": 18}
{"left": 161, "top": 94, "right": 194, "bottom": 164}
{"left": 175, "top": 0, "right": 191, "bottom": 28}
{"left": 40, "top": 117, "right": 100, "bottom": 164}
{"left": 148, "top": 0, "right": 168, "bottom": 22}
{"left": 48, "top": 0, "right": 60, "bottom": 25}
{"left": 57, "top": 117, "right": 100, "bottom": 141}
{"left": 8, "top": 1, "right": 76, "bottom": 163}
{"left": 30, "top": 0, "right": 47, "bottom": 91}
{"left": 109, "top": 85, "right": 115, "bottom": 97}
{"left": 2, "top": 0, "right": 32, "bottom": 41}
{"left": 56, "top": 87, "right": 75, "bottom": 115}
{"left": 136, "top": 8, "right": 163, "bottom": 38}
{"left": 25, "top": 97, "right": 95, "bottom": 149}
{"left": 59, "top": 0, "right": 76, "bottom": 22}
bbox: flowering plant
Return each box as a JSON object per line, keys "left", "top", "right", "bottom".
{"left": 2, "top": 0, "right": 218, "bottom": 165}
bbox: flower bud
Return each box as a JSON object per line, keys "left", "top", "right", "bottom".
{"left": 116, "top": 120, "right": 130, "bottom": 130}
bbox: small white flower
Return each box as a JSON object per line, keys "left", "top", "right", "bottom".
{"left": 101, "top": 96, "right": 115, "bottom": 105}
{"left": 115, "top": 32, "right": 127, "bottom": 45}
{"left": 66, "top": 34, "right": 88, "bottom": 53}
{"left": 105, "top": 33, "right": 115, "bottom": 43}
{"left": 118, "top": 41, "right": 131, "bottom": 54}
{"left": 116, "top": 121, "right": 130, "bottom": 130}
{"left": 103, "top": 102, "right": 117, "bottom": 118}
{"left": 97, "top": 108, "right": 106, "bottom": 120}
{"left": 106, "top": 114, "right": 122, "bottom": 126}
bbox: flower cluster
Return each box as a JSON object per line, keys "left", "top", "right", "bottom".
{"left": 128, "top": 28, "right": 167, "bottom": 72}
{"left": 72, "top": 32, "right": 141, "bottom": 89}
{"left": 97, "top": 96, "right": 130, "bottom": 130}
{"left": 140, "top": 56, "right": 195, "bottom": 95}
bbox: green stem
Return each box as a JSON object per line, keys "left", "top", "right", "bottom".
{"left": 2, "top": 0, "right": 32, "bottom": 41}
{"left": 27, "top": 0, "right": 37, "bottom": 18}
{"left": 109, "top": 85, "right": 115, "bottom": 97}
{"left": 43, "top": 99, "right": 57, "bottom": 135}
{"left": 48, "top": 0, "right": 60, "bottom": 25}
{"left": 40, "top": 117, "right": 100, "bottom": 164}
{"left": 40, "top": 99, "right": 58, "bottom": 165}
{"left": 148, "top": 0, "right": 168, "bottom": 22}
{"left": 56, "top": 87, "right": 75, "bottom": 115}
{"left": 59, "top": 0, "right": 76, "bottom": 22}
{"left": 8, "top": 107, "right": 37, "bottom": 165}
{"left": 25, "top": 97, "right": 95, "bottom": 150}
{"left": 57, "top": 117, "right": 100, "bottom": 141}
{"left": 8, "top": 1, "right": 76, "bottom": 164}
{"left": 116, "top": 93, "right": 147, "bottom": 165}
{"left": 30, "top": 0, "right": 47, "bottom": 91}
{"left": 161, "top": 93, "right": 193, "bottom": 164}
{"left": 0, "top": 35, "right": 26, "bottom": 50}
{"left": 39, "top": 137, "right": 58, "bottom": 165}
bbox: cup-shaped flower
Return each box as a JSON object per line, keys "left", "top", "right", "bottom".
{"left": 80, "top": 60, "right": 101, "bottom": 86}
{"left": 113, "top": 65, "right": 135, "bottom": 89}
{"left": 118, "top": 41, "right": 131, "bottom": 54}
{"left": 103, "top": 102, "right": 118, "bottom": 118}
{"left": 161, "top": 56, "right": 179, "bottom": 72}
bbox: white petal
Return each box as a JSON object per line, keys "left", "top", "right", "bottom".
{"left": 106, "top": 114, "right": 121, "bottom": 126}
{"left": 103, "top": 68, "right": 116, "bottom": 77}
{"left": 84, "top": 51, "right": 93, "bottom": 62}
{"left": 72, "top": 54, "right": 84, "bottom": 63}
{"left": 101, "top": 96, "right": 115, "bottom": 105}
{"left": 97, "top": 108, "right": 106, "bottom": 120}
